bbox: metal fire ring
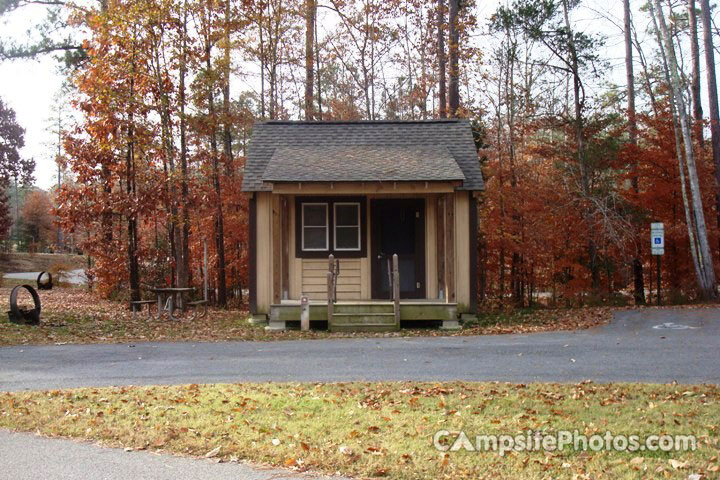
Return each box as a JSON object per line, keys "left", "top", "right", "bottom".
{"left": 37, "top": 271, "right": 53, "bottom": 290}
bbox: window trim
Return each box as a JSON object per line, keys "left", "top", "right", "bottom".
{"left": 295, "top": 196, "right": 367, "bottom": 259}
{"left": 333, "top": 202, "right": 361, "bottom": 251}
{"left": 301, "top": 202, "right": 329, "bottom": 251}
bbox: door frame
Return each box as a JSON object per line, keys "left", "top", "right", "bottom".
{"left": 370, "top": 198, "right": 426, "bottom": 299}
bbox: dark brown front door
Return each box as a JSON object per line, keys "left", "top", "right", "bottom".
{"left": 371, "top": 199, "right": 425, "bottom": 299}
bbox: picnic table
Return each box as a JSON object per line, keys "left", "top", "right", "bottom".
{"left": 149, "top": 287, "right": 195, "bottom": 321}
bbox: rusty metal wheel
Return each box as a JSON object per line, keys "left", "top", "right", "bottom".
{"left": 8, "top": 284, "right": 41, "bottom": 325}
{"left": 37, "top": 271, "right": 53, "bottom": 290}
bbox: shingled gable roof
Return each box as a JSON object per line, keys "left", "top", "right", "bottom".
{"left": 241, "top": 119, "right": 484, "bottom": 192}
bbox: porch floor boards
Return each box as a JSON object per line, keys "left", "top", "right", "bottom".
{"left": 278, "top": 299, "right": 452, "bottom": 305}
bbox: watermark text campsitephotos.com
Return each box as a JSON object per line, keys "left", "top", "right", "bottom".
{"left": 433, "top": 430, "right": 697, "bottom": 456}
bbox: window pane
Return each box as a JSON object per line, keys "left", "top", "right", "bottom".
{"left": 335, "top": 226, "right": 359, "bottom": 250}
{"left": 303, "top": 227, "right": 327, "bottom": 250}
{"left": 303, "top": 204, "right": 327, "bottom": 227}
{"left": 335, "top": 204, "right": 359, "bottom": 226}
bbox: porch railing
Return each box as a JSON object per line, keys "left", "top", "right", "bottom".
{"left": 327, "top": 253, "right": 399, "bottom": 327}
{"left": 327, "top": 254, "right": 339, "bottom": 320}
{"left": 391, "top": 254, "right": 400, "bottom": 325}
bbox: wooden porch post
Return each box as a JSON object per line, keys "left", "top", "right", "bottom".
{"left": 327, "top": 254, "right": 335, "bottom": 321}
{"left": 469, "top": 192, "right": 478, "bottom": 313}
{"left": 392, "top": 253, "right": 400, "bottom": 326}
{"left": 281, "top": 196, "right": 290, "bottom": 300}
{"left": 445, "top": 193, "right": 456, "bottom": 303}
{"left": 249, "top": 194, "right": 257, "bottom": 315}
{"left": 436, "top": 195, "right": 446, "bottom": 299}
{"left": 271, "top": 195, "right": 282, "bottom": 304}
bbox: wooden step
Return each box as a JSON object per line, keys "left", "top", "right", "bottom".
{"left": 270, "top": 302, "right": 458, "bottom": 328}
{"left": 332, "top": 313, "right": 396, "bottom": 324}
{"left": 333, "top": 303, "right": 394, "bottom": 314}
{"left": 330, "top": 312, "right": 398, "bottom": 332}
{"left": 329, "top": 324, "right": 401, "bottom": 333}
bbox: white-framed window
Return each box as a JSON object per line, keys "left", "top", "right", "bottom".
{"left": 301, "top": 203, "right": 329, "bottom": 251}
{"left": 333, "top": 202, "right": 361, "bottom": 251}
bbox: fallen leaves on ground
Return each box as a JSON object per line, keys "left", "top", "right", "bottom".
{"left": 0, "top": 381, "right": 717, "bottom": 479}
{"left": 2, "top": 286, "right": 716, "bottom": 346}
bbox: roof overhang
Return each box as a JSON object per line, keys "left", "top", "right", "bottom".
{"left": 265, "top": 180, "right": 462, "bottom": 195}
{"left": 261, "top": 145, "right": 465, "bottom": 184}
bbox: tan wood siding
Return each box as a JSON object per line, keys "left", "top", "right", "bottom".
{"left": 445, "top": 192, "right": 456, "bottom": 302}
{"left": 281, "top": 196, "right": 290, "bottom": 299}
{"left": 272, "top": 195, "right": 282, "bottom": 304}
{"left": 256, "top": 192, "right": 273, "bottom": 314}
{"left": 454, "top": 191, "right": 470, "bottom": 310}
{"left": 425, "top": 196, "right": 438, "bottom": 299}
{"left": 301, "top": 258, "right": 362, "bottom": 300}
{"left": 273, "top": 191, "right": 465, "bottom": 305}
{"left": 288, "top": 196, "right": 303, "bottom": 299}
{"left": 361, "top": 197, "right": 371, "bottom": 298}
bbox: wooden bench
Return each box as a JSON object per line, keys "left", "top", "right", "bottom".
{"left": 187, "top": 299, "right": 208, "bottom": 319}
{"left": 130, "top": 300, "right": 156, "bottom": 319}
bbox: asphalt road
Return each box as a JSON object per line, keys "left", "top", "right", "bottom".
{"left": 0, "top": 430, "right": 344, "bottom": 480}
{"left": 1, "top": 307, "right": 718, "bottom": 391}
{"left": 3, "top": 269, "right": 86, "bottom": 285}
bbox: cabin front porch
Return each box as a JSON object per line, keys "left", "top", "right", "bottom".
{"left": 266, "top": 299, "right": 461, "bottom": 332}
{"left": 249, "top": 183, "right": 478, "bottom": 332}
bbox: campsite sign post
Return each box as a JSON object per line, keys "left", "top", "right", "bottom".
{"left": 650, "top": 223, "right": 664, "bottom": 306}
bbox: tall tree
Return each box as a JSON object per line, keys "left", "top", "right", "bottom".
{"left": 699, "top": 0, "right": 720, "bottom": 223}
{"left": 304, "top": 0, "right": 316, "bottom": 120}
{"left": 0, "top": 97, "right": 34, "bottom": 240}
{"left": 624, "top": 0, "right": 645, "bottom": 305}
{"left": 447, "top": 0, "right": 459, "bottom": 116}
{"left": 498, "top": 0, "right": 604, "bottom": 289}
{"left": 437, "top": 0, "right": 447, "bottom": 118}
{"left": 199, "top": 0, "right": 228, "bottom": 306}
{"left": 0, "top": 0, "right": 88, "bottom": 66}
{"left": 176, "top": 0, "right": 191, "bottom": 289}
{"left": 652, "top": 0, "right": 717, "bottom": 298}
{"left": 21, "top": 189, "right": 53, "bottom": 248}
{"left": 689, "top": 0, "right": 704, "bottom": 140}
{"left": 221, "top": 0, "right": 235, "bottom": 176}
{"left": 0, "top": 98, "right": 33, "bottom": 186}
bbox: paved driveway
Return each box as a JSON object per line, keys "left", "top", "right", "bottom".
{"left": 0, "top": 430, "right": 345, "bottom": 480}
{"left": 1, "top": 307, "right": 718, "bottom": 391}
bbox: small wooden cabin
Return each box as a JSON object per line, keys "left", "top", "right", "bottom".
{"left": 242, "top": 120, "right": 484, "bottom": 331}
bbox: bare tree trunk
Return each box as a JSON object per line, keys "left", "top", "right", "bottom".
{"left": 148, "top": 30, "right": 179, "bottom": 287}
{"left": 448, "top": 0, "right": 459, "bottom": 117}
{"left": 649, "top": 0, "right": 704, "bottom": 291}
{"left": 437, "top": 0, "right": 447, "bottom": 118}
{"left": 689, "top": 0, "right": 704, "bottom": 141}
{"left": 561, "top": 0, "right": 597, "bottom": 289}
{"left": 126, "top": 29, "right": 140, "bottom": 302}
{"left": 314, "top": 10, "right": 322, "bottom": 120}
{"left": 258, "top": 8, "right": 266, "bottom": 119}
{"left": 177, "top": 1, "right": 189, "bottom": 289}
{"left": 699, "top": 0, "right": 720, "bottom": 253}
{"left": 304, "top": 0, "right": 315, "bottom": 120}
{"left": 700, "top": 0, "right": 720, "bottom": 161}
{"left": 204, "top": 10, "right": 228, "bottom": 307}
{"left": 127, "top": 92, "right": 140, "bottom": 301}
{"left": 653, "top": 0, "right": 718, "bottom": 298}
{"left": 632, "top": 23, "right": 659, "bottom": 116}
{"left": 222, "top": 0, "right": 234, "bottom": 178}
{"left": 624, "top": 0, "right": 645, "bottom": 305}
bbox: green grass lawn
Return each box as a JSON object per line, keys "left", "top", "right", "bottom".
{"left": 0, "top": 382, "right": 717, "bottom": 479}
